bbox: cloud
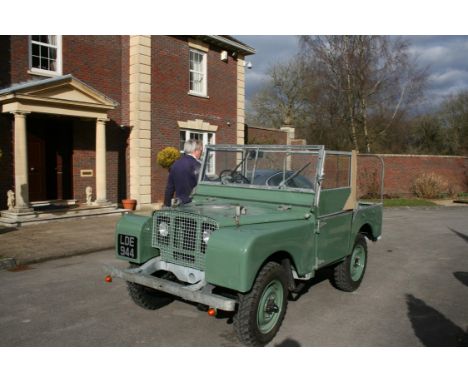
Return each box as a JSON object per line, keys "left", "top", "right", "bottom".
{"left": 235, "top": 35, "right": 300, "bottom": 100}
{"left": 407, "top": 36, "right": 468, "bottom": 105}
{"left": 430, "top": 69, "right": 468, "bottom": 86}
{"left": 245, "top": 71, "right": 269, "bottom": 99}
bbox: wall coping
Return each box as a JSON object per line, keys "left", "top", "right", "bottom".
{"left": 359, "top": 153, "right": 467, "bottom": 159}
{"left": 248, "top": 125, "right": 286, "bottom": 133}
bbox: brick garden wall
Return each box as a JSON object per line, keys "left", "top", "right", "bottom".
{"left": 246, "top": 126, "right": 288, "bottom": 145}
{"left": 150, "top": 36, "right": 238, "bottom": 202}
{"left": 245, "top": 124, "right": 468, "bottom": 198}
{"left": 358, "top": 154, "right": 468, "bottom": 198}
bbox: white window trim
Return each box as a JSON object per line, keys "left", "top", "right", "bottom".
{"left": 188, "top": 48, "right": 207, "bottom": 97}
{"left": 180, "top": 129, "right": 215, "bottom": 175}
{"left": 29, "top": 35, "right": 62, "bottom": 77}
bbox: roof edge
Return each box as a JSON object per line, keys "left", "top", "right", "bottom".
{"left": 204, "top": 35, "right": 256, "bottom": 55}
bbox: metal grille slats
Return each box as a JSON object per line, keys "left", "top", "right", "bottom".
{"left": 152, "top": 211, "right": 219, "bottom": 270}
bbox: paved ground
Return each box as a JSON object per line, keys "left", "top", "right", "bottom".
{"left": 0, "top": 215, "right": 125, "bottom": 268}
{"left": 0, "top": 207, "right": 467, "bottom": 346}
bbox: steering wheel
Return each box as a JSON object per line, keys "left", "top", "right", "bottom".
{"left": 219, "top": 169, "right": 250, "bottom": 184}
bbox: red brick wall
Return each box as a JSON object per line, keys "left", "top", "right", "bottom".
{"left": 72, "top": 120, "right": 96, "bottom": 203}
{"left": 1, "top": 35, "right": 242, "bottom": 205}
{"left": 246, "top": 126, "right": 288, "bottom": 144}
{"left": 5, "top": 35, "right": 128, "bottom": 125}
{"left": 63, "top": 35, "right": 125, "bottom": 124}
{"left": 2, "top": 36, "right": 129, "bottom": 205}
{"left": 358, "top": 154, "right": 468, "bottom": 197}
{"left": 72, "top": 120, "right": 128, "bottom": 204}
{"left": 120, "top": 36, "right": 130, "bottom": 127}
{"left": 150, "top": 36, "right": 238, "bottom": 202}
{"left": 9, "top": 36, "right": 30, "bottom": 84}
{"left": 63, "top": 36, "right": 128, "bottom": 204}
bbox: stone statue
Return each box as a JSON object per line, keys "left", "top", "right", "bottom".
{"left": 85, "top": 186, "right": 93, "bottom": 206}
{"left": 7, "top": 190, "right": 15, "bottom": 211}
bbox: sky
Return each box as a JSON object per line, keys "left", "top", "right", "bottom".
{"left": 235, "top": 35, "right": 468, "bottom": 112}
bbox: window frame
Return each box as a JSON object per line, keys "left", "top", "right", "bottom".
{"left": 29, "top": 35, "right": 62, "bottom": 76}
{"left": 179, "top": 129, "right": 215, "bottom": 175}
{"left": 188, "top": 48, "right": 208, "bottom": 97}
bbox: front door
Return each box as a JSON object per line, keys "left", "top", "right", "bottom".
{"left": 27, "top": 116, "right": 73, "bottom": 202}
{"left": 27, "top": 129, "right": 47, "bottom": 201}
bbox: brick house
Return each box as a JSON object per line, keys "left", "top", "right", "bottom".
{"left": 0, "top": 35, "right": 255, "bottom": 218}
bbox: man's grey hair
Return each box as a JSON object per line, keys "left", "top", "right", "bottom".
{"left": 184, "top": 139, "right": 203, "bottom": 154}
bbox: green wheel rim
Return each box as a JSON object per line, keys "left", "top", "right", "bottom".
{"left": 350, "top": 244, "right": 366, "bottom": 282}
{"left": 257, "top": 279, "right": 284, "bottom": 334}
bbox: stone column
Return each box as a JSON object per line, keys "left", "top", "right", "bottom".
{"left": 280, "top": 125, "right": 296, "bottom": 145}
{"left": 129, "top": 35, "right": 152, "bottom": 209}
{"left": 95, "top": 117, "right": 109, "bottom": 205}
{"left": 12, "top": 111, "right": 32, "bottom": 212}
{"left": 280, "top": 125, "right": 295, "bottom": 170}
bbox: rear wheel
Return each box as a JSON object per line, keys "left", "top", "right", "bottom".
{"left": 332, "top": 234, "right": 368, "bottom": 292}
{"left": 127, "top": 264, "right": 174, "bottom": 310}
{"left": 234, "top": 262, "right": 288, "bottom": 346}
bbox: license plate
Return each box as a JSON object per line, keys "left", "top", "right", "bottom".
{"left": 118, "top": 234, "right": 137, "bottom": 259}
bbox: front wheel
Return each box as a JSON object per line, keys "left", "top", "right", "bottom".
{"left": 234, "top": 262, "right": 288, "bottom": 346}
{"left": 332, "top": 234, "right": 368, "bottom": 292}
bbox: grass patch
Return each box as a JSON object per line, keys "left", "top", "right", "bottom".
{"left": 364, "top": 198, "right": 437, "bottom": 207}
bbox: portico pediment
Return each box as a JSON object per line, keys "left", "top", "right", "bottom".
{"left": 27, "top": 83, "right": 107, "bottom": 105}
{"left": 0, "top": 74, "right": 117, "bottom": 118}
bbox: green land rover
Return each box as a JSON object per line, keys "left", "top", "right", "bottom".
{"left": 105, "top": 145, "right": 383, "bottom": 346}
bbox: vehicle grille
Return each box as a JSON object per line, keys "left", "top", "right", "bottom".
{"left": 152, "top": 210, "right": 219, "bottom": 270}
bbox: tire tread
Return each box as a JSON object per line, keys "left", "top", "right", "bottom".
{"left": 332, "top": 234, "right": 368, "bottom": 292}
{"left": 234, "top": 262, "right": 288, "bottom": 346}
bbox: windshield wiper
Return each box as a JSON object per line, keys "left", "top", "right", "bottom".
{"left": 227, "top": 150, "right": 254, "bottom": 174}
{"left": 278, "top": 161, "right": 311, "bottom": 188}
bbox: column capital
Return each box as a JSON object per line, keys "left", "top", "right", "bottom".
{"left": 97, "top": 117, "right": 110, "bottom": 123}
{"left": 10, "top": 111, "right": 31, "bottom": 117}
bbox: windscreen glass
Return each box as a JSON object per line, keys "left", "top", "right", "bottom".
{"left": 201, "top": 147, "right": 320, "bottom": 192}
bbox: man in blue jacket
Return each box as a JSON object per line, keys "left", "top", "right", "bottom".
{"left": 164, "top": 139, "right": 203, "bottom": 207}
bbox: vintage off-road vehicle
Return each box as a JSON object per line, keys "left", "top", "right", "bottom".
{"left": 105, "top": 145, "right": 383, "bottom": 346}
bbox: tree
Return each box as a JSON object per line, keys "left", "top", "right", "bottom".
{"left": 299, "top": 35, "right": 428, "bottom": 153}
{"left": 439, "top": 90, "right": 468, "bottom": 155}
{"left": 408, "top": 114, "right": 448, "bottom": 154}
{"left": 248, "top": 36, "right": 429, "bottom": 153}
{"left": 247, "top": 55, "right": 314, "bottom": 130}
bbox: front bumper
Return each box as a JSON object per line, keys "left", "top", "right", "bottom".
{"left": 104, "top": 264, "right": 237, "bottom": 311}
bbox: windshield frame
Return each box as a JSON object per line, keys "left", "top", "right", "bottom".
{"left": 199, "top": 144, "right": 324, "bottom": 195}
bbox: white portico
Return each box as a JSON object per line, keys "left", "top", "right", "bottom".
{"left": 0, "top": 75, "right": 117, "bottom": 219}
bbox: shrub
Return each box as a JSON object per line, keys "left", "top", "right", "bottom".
{"left": 359, "top": 168, "right": 380, "bottom": 199}
{"left": 157, "top": 147, "right": 180, "bottom": 169}
{"left": 412, "top": 173, "right": 449, "bottom": 199}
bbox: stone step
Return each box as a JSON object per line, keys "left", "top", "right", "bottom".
{"left": 0, "top": 205, "right": 127, "bottom": 227}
